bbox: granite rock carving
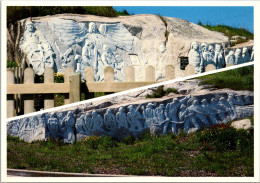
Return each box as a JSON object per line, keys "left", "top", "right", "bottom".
{"left": 7, "top": 92, "right": 253, "bottom": 143}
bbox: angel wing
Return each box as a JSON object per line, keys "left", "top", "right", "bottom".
{"left": 100, "top": 23, "right": 134, "bottom": 53}
{"left": 47, "top": 18, "right": 87, "bottom": 47}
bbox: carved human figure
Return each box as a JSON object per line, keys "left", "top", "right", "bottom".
{"left": 214, "top": 44, "right": 225, "bottom": 69}
{"left": 47, "top": 113, "right": 59, "bottom": 138}
{"left": 234, "top": 48, "right": 242, "bottom": 65}
{"left": 225, "top": 50, "right": 236, "bottom": 65}
{"left": 164, "top": 96, "right": 190, "bottom": 134}
{"left": 114, "top": 55, "right": 125, "bottom": 81}
{"left": 91, "top": 111, "right": 103, "bottom": 131}
{"left": 81, "top": 40, "right": 96, "bottom": 69}
{"left": 75, "top": 114, "right": 88, "bottom": 135}
{"left": 155, "top": 104, "right": 166, "bottom": 124}
{"left": 127, "top": 105, "right": 143, "bottom": 131}
{"left": 179, "top": 103, "right": 200, "bottom": 133}
{"left": 188, "top": 42, "right": 202, "bottom": 74}
{"left": 20, "top": 21, "right": 55, "bottom": 75}
{"left": 207, "top": 45, "right": 215, "bottom": 65}
{"left": 217, "top": 97, "right": 236, "bottom": 122}
{"left": 242, "top": 47, "right": 250, "bottom": 63}
{"left": 200, "top": 99, "right": 218, "bottom": 125}
{"left": 116, "top": 107, "right": 128, "bottom": 128}
{"left": 142, "top": 103, "right": 156, "bottom": 127}
{"left": 200, "top": 43, "right": 209, "bottom": 72}
{"left": 101, "top": 44, "right": 114, "bottom": 66}
{"left": 187, "top": 99, "right": 209, "bottom": 127}
{"left": 250, "top": 46, "right": 254, "bottom": 61}
{"left": 85, "top": 112, "right": 93, "bottom": 132}
{"left": 60, "top": 111, "right": 75, "bottom": 143}
{"left": 104, "top": 108, "right": 116, "bottom": 130}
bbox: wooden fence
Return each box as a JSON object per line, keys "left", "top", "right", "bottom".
{"left": 84, "top": 65, "right": 175, "bottom": 92}
{"left": 7, "top": 67, "right": 80, "bottom": 118}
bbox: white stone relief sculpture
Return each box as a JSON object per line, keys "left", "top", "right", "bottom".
{"left": 127, "top": 105, "right": 143, "bottom": 131}
{"left": 225, "top": 50, "right": 236, "bottom": 65}
{"left": 104, "top": 108, "right": 117, "bottom": 130}
{"left": 142, "top": 103, "right": 156, "bottom": 127}
{"left": 242, "top": 47, "right": 250, "bottom": 63}
{"left": 20, "top": 21, "right": 55, "bottom": 75}
{"left": 188, "top": 42, "right": 202, "bottom": 74}
{"left": 214, "top": 44, "right": 225, "bottom": 69}
{"left": 234, "top": 48, "right": 243, "bottom": 65}
{"left": 7, "top": 92, "right": 253, "bottom": 143}
{"left": 91, "top": 111, "right": 104, "bottom": 132}
{"left": 207, "top": 45, "right": 215, "bottom": 66}
{"left": 116, "top": 107, "right": 128, "bottom": 128}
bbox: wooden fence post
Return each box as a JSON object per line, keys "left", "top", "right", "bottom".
{"left": 184, "top": 64, "right": 195, "bottom": 76}
{"left": 23, "top": 68, "right": 34, "bottom": 114}
{"left": 69, "top": 73, "right": 81, "bottom": 103}
{"left": 125, "top": 66, "right": 135, "bottom": 82}
{"left": 205, "top": 64, "right": 216, "bottom": 72}
{"left": 145, "top": 65, "right": 155, "bottom": 82}
{"left": 44, "top": 67, "right": 54, "bottom": 109}
{"left": 165, "top": 65, "right": 175, "bottom": 81}
{"left": 84, "top": 66, "right": 94, "bottom": 83}
{"left": 104, "top": 66, "right": 114, "bottom": 82}
{"left": 64, "top": 66, "right": 74, "bottom": 105}
{"left": 7, "top": 68, "right": 15, "bottom": 118}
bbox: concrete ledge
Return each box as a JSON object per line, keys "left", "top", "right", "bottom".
{"left": 7, "top": 169, "right": 132, "bottom": 177}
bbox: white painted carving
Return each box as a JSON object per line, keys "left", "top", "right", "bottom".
{"left": 188, "top": 42, "right": 202, "bottom": 74}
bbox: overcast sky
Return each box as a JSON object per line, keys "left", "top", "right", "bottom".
{"left": 114, "top": 6, "right": 254, "bottom": 33}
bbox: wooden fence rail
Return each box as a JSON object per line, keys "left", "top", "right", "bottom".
{"left": 7, "top": 67, "right": 80, "bottom": 118}
{"left": 7, "top": 64, "right": 176, "bottom": 117}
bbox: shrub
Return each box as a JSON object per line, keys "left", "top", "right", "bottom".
{"left": 7, "top": 60, "right": 19, "bottom": 68}
{"left": 197, "top": 124, "right": 253, "bottom": 152}
{"left": 54, "top": 72, "right": 64, "bottom": 83}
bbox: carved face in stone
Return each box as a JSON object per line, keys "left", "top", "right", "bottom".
{"left": 98, "top": 24, "right": 106, "bottom": 35}
{"left": 26, "top": 22, "right": 35, "bottom": 33}
{"left": 119, "top": 107, "right": 125, "bottom": 112}
{"left": 242, "top": 47, "right": 248, "bottom": 54}
{"left": 235, "top": 48, "right": 242, "bottom": 55}
{"left": 208, "top": 45, "right": 214, "bottom": 52}
{"left": 191, "top": 42, "right": 199, "bottom": 51}
{"left": 201, "top": 43, "right": 208, "bottom": 52}
{"left": 215, "top": 44, "right": 221, "bottom": 52}
{"left": 228, "top": 50, "right": 234, "bottom": 56}
{"left": 159, "top": 104, "right": 164, "bottom": 110}
{"left": 103, "top": 44, "right": 110, "bottom": 53}
{"left": 201, "top": 99, "right": 207, "bottom": 105}
{"left": 192, "top": 100, "right": 199, "bottom": 105}
{"left": 89, "top": 22, "right": 97, "bottom": 33}
{"left": 211, "top": 98, "right": 217, "bottom": 104}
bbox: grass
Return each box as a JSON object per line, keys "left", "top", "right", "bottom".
{"left": 198, "top": 22, "right": 253, "bottom": 40}
{"left": 199, "top": 66, "right": 253, "bottom": 91}
{"left": 7, "top": 121, "right": 253, "bottom": 176}
{"left": 146, "top": 85, "right": 179, "bottom": 98}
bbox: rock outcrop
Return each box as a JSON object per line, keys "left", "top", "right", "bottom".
{"left": 7, "top": 14, "right": 229, "bottom": 81}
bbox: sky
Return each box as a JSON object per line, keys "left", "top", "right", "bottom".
{"left": 114, "top": 6, "right": 254, "bottom": 33}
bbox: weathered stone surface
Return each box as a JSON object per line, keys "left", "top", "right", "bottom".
{"left": 8, "top": 14, "right": 229, "bottom": 82}
{"left": 7, "top": 78, "right": 254, "bottom": 143}
{"left": 231, "top": 119, "right": 252, "bottom": 130}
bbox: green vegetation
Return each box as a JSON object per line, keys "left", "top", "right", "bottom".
{"left": 146, "top": 85, "right": 179, "bottom": 98}
{"left": 7, "top": 6, "right": 130, "bottom": 25}
{"left": 199, "top": 66, "right": 253, "bottom": 91}
{"left": 7, "top": 121, "right": 253, "bottom": 176}
{"left": 198, "top": 22, "right": 253, "bottom": 46}
{"left": 7, "top": 60, "right": 20, "bottom": 68}
{"left": 198, "top": 22, "right": 253, "bottom": 40}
